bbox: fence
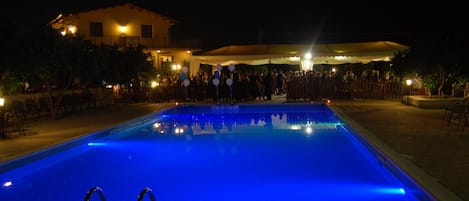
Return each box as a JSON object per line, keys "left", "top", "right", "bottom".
{"left": 286, "top": 78, "right": 407, "bottom": 101}
{"left": 130, "top": 78, "right": 412, "bottom": 104}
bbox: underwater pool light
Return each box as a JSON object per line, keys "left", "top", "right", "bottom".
{"left": 374, "top": 187, "right": 406, "bottom": 194}
{"left": 87, "top": 142, "right": 107, "bottom": 146}
{"left": 2, "top": 181, "right": 12, "bottom": 187}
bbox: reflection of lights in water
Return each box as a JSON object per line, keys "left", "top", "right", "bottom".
{"left": 153, "top": 122, "right": 161, "bottom": 128}
{"left": 271, "top": 113, "right": 288, "bottom": 129}
{"left": 288, "top": 122, "right": 341, "bottom": 132}
{"left": 174, "top": 127, "right": 184, "bottom": 134}
{"left": 290, "top": 125, "right": 301, "bottom": 130}
{"left": 3, "top": 181, "right": 12, "bottom": 187}
{"left": 250, "top": 118, "right": 267, "bottom": 126}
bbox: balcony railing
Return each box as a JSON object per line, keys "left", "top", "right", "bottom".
{"left": 84, "top": 35, "right": 169, "bottom": 48}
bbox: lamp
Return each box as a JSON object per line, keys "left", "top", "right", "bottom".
{"left": 119, "top": 25, "right": 127, "bottom": 37}
{"left": 406, "top": 79, "right": 413, "bottom": 86}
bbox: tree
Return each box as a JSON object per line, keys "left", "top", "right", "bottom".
{"left": 19, "top": 26, "right": 98, "bottom": 119}
{"left": 3, "top": 25, "right": 156, "bottom": 116}
{"left": 392, "top": 31, "right": 469, "bottom": 96}
{"left": 114, "top": 45, "right": 154, "bottom": 102}
{"left": 0, "top": 22, "right": 24, "bottom": 95}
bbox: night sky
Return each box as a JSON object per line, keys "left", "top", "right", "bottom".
{"left": 2, "top": 0, "right": 467, "bottom": 49}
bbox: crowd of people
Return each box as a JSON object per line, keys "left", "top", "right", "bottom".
{"left": 120, "top": 68, "right": 403, "bottom": 103}
{"left": 146, "top": 69, "right": 292, "bottom": 103}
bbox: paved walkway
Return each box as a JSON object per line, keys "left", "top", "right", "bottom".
{"left": 0, "top": 96, "right": 467, "bottom": 200}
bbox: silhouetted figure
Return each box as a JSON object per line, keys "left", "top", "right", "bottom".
{"left": 264, "top": 71, "right": 273, "bottom": 100}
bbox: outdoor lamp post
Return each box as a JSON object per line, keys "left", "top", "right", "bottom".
{"left": 406, "top": 79, "right": 413, "bottom": 95}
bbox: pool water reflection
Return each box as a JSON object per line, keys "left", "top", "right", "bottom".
{"left": 0, "top": 103, "right": 431, "bottom": 201}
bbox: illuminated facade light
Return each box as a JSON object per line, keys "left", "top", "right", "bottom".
{"left": 289, "top": 56, "right": 300, "bottom": 61}
{"left": 334, "top": 55, "right": 346, "bottom": 60}
{"left": 300, "top": 52, "right": 313, "bottom": 71}
{"left": 304, "top": 52, "right": 312, "bottom": 60}
{"left": 151, "top": 81, "right": 158, "bottom": 88}
{"left": 60, "top": 25, "right": 78, "bottom": 36}
{"left": 301, "top": 60, "right": 313, "bottom": 71}
{"left": 172, "top": 64, "right": 181, "bottom": 71}
{"left": 68, "top": 25, "right": 77, "bottom": 34}
{"left": 119, "top": 25, "right": 127, "bottom": 34}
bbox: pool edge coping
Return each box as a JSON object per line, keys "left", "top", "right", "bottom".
{"left": 329, "top": 105, "right": 463, "bottom": 201}
{"left": 0, "top": 105, "right": 177, "bottom": 173}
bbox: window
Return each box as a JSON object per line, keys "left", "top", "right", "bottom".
{"left": 160, "top": 55, "right": 175, "bottom": 62}
{"left": 141, "top": 24, "right": 152, "bottom": 38}
{"left": 89, "top": 22, "right": 103, "bottom": 37}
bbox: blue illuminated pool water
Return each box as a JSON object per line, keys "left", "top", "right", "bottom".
{"left": 0, "top": 103, "right": 432, "bottom": 201}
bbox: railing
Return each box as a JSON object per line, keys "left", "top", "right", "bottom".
{"left": 83, "top": 35, "right": 169, "bottom": 48}
{"left": 84, "top": 186, "right": 106, "bottom": 201}
{"left": 287, "top": 78, "right": 408, "bottom": 101}
{"left": 137, "top": 187, "right": 157, "bottom": 201}
{"left": 83, "top": 186, "right": 157, "bottom": 201}
{"left": 114, "top": 78, "right": 413, "bottom": 104}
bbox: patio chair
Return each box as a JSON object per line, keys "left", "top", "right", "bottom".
{"left": 11, "top": 100, "right": 28, "bottom": 121}
{"left": 4, "top": 111, "right": 25, "bottom": 136}
{"left": 446, "top": 101, "right": 469, "bottom": 128}
{"left": 443, "top": 101, "right": 457, "bottom": 120}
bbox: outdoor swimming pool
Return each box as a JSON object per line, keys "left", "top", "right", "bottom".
{"left": 0, "top": 103, "right": 433, "bottom": 201}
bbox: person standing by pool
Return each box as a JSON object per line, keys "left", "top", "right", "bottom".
{"left": 264, "top": 71, "right": 273, "bottom": 100}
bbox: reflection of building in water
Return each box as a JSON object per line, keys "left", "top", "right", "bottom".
{"left": 152, "top": 112, "right": 341, "bottom": 135}
{"left": 271, "top": 113, "right": 288, "bottom": 129}
{"left": 152, "top": 121, "right": 190, "bottom": 135}
{"left": 191, "top": 116, "right": 268, "bottom": 135}
{"left": 272, "top": 113, "right": 340, "bottom": 133}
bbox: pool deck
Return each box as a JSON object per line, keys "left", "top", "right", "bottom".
{"left": 0, "top": 95, "right": 467, "bottom": 201}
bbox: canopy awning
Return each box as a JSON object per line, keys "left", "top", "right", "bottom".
{"left": 190, "top": 41, "right": 409, "bottom": 70}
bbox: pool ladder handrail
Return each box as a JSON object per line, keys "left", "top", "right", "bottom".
{"left": 83, "top": 186, "right": 156, "bottom": 201}
{"left": 84, "top": 186, "right": 107, "bottom": 201}
{"left": 137, "top": 187, "right": 157, "bottom": 201}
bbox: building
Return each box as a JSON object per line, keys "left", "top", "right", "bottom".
{"left": 190, "top": 41, "right": 409, "bottom": 74}
{"left": 49, "top": 3, "right": 194, "bottom": 74}
{"left": 48, "top": 3, "right": 408, "bottom": 78}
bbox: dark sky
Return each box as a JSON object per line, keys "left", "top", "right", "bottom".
{"left": 2, "top": 0, "right": 467, "bottom": 49}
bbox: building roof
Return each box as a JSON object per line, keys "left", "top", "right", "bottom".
{"left": 49, "top": 3, "right": 178, "bottom": 27}
{"left": 194, "top": 41, "right": 409, "bottom": 65}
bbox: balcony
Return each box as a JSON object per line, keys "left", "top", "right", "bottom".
{"left": 84, "top": 35, "right": 169, "bottom": 48}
